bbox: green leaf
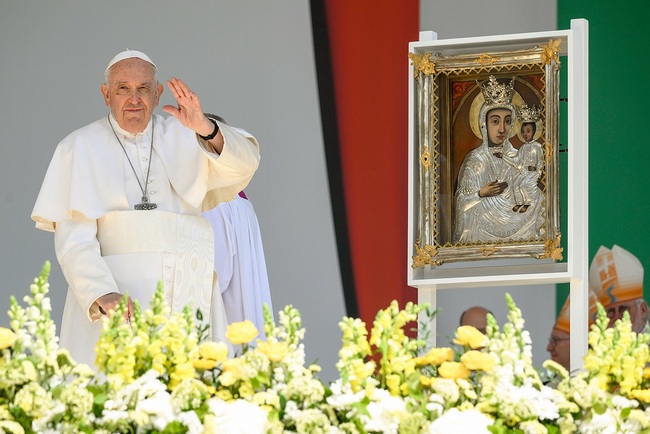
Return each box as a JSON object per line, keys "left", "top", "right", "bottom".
{"left": 593, "top": 401, "right": 607, "bottom": 415}
{"left": 160, "top": 420, "right": 189, "bottom": 434}
{"left": 8, "top": 406, "right": 34, "bottom": 434}
{"left": 621, "top": 407, "right": 632, "bottom": 418}
{"left": 544, "top": 423, "right": 560, "bottom": 434}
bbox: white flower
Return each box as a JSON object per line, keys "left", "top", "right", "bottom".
{"left": 14, "top": 382, "right": 51, "bottom": 418}
{"left": 177, "top": 410, "right": 204, "bottom": 434}
{"left": 206, "top": 398, "right": 268, "bottom": 433}
{"left": 290, "top": 408, "right": 333, "bottom": 433}
{"left": 577, "top": 409, "right": 619, "bottom": 434}
{"left": 426, "top": 394, "right": 445, "bottom": 418}
{"left": 31, "top": 401, "right": 65, "bottom": 432}
{"left": 171, "top": 378, "right": 208, "bottom": 411}
{"left": 284, "top": 376, "right": 325, "bottom": 407}
{"left": 360, "top": 389, "right": 407, "bottom": 434}
{"left": 519, "top": 420, "right": 547, "bottom": 434}
{"left": 429, "top": 408, "right": 494, "bottom": 434}
{"left": 611, "top": 394, "right": 638, "bottom": 410}
{"left": 326, "top": 380, "right": 365, "bottom": 409}
{"left": 431, "top": 378, "right": 460, "bottom": 404}
{"left": 137, "top": 391, "right": 175, "bottom": 430}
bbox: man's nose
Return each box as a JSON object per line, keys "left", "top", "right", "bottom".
{"left": 127, "top": 89, "right": 142, "bottom": 101}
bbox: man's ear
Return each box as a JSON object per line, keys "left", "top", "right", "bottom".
{"left": 154, "top": 82, "right": 164, "bottom": 106}
{"left": 100, "top": 84, "right": 110, "bottom": 107}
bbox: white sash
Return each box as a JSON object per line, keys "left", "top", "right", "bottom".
{"left": 97, "top": 210, "right": 214, "bottom": 318}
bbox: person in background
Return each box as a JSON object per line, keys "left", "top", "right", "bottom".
{"left": 200, "top": 114, "right": 272, "bottom": 339}
{"left": 546, "top": 291, "right": 598, "bottom": 372}
{"left": 459, "top": 305, "right": 493, "bottom": 334}
{"left": 202, "top": 188, "right": 273, "bottom": 338}
{"left": 589, "top": 245, "right": 649, "bottom": 334}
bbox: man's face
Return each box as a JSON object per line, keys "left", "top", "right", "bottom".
{"left": 486, "top": 108, "right": 513, "bottom": 146}
{"left": 521, "top": 124, "right": 535, "bottom": 142}
{"left": 606, "top": 299, "right": 648, "bottom": 333}
{"left": 546, "top": 329, "right": 570, "bottom": 370}
{"left": 100, "top": 58, "right": 162, "bottom": 134}
{"left": 460, "top": 308, "right": 489, "bottom": 334}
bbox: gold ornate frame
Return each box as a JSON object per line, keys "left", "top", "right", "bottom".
{"left": 410, "top": 40, "right": 563, "bottom": 267}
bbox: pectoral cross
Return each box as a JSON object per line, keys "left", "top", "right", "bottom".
{"left": 134, "top": 196, "right": 157, "bottom": 210}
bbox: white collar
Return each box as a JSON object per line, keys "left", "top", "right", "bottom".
{"left": 108, "top": 112, "right": 153, "bottom": 140}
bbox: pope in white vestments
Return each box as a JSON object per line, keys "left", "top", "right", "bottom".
{"left": 31, "top": 50, "right": 260, "bottom": 368}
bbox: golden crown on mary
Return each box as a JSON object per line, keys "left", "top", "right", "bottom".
{"left": 478, "top": 75, "right": 515, "bottom": 105}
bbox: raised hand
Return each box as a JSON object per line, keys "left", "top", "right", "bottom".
{"left": 162, "top": 77, "right": 214, "bottom": 137}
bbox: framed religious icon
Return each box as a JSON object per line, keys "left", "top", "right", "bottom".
{"left": 409, "top": 39, "right": 564, "bottom": 266}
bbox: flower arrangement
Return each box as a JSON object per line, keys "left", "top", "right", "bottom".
{"left": 3, "top": 262, "right": 650, "bottom": 433}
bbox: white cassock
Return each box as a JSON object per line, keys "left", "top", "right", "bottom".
{"left": 31, "top": 113, "right": 260, "bottom": 368}
{"left": 202, "top": 194, "right": 273, "bottom": 338}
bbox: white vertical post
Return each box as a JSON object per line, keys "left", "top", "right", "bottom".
{"left": 419, "top": 31, "right": 437, "bottom": 41}
{"left": 418, "top": 285, "right": 437, "bottom": 348}
{"left": 568, "top": 18, "right": 589, "bottom": 373}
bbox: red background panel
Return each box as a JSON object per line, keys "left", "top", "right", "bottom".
{"left": 325, "top": 1, "right": 420, "bottom": 325}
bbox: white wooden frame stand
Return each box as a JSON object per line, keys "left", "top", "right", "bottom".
{"left": 407, "top": 19, "right": 589, "bottom": 372}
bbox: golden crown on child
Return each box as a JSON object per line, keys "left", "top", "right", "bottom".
{"left": 517, "top": 104, "right": 543, "bottom": 123}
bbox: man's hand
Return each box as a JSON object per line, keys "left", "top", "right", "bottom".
{"left": 162, "top": 78, "right": 214, "bottom": 136}
{"left": 162, "top": 77, "right": 224, "bottom": 152}
{"left": 478, "top": 180, "right": 508, "bottom": 198}
{"left": 96, "top": 292, "right": 134, "bottom": 323}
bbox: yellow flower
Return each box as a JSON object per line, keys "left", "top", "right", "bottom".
{"left": 215, "top": 389, "right": 233, "bottom": 401}
{"left": 415, "top": 347, "right": 455, "bottom": 366}
{"left": 630, "top": 389, "right": 650, "bottom": 403}
{"left": 0, "top": 328, "right": 16, "bottom": 350}
{"left": 253, "top": 391, "right": 281, "bottom": 408}
{"left": 386, "top": 374, "right": 401, "bottom": 396}
{"left": 378, "top": 311, "right": 392, "bottom": 330}
{"left": 438, "top": 361, "right": 470, "bottom": 380}
{"left": 222, "top": 358, "right": 244, "bottom": 375}
{"left": 199, "top": 341, "right": 229, "bottom": 362}
{"left": 420, "top": 375, "right": 433, "bottom": 387}
{"left": 461, "top": 350, "right": 496, "bottom": 372}
{"left": 220, "top": 359, "right": 244, "bottom": 387}
{"left": 400, "top": 381, "right": 411, "bottom": 396}
{"left": 238, "top": 382, "right": 255, "bottom": 398}
{"left": 453, "top": 326, "right": 487, "bottom": 349}
{"left": 0, "top": 421, "right": 24, "bottom": 434}
{"left": 169, "top": 362, "right": 195, "bottom": 390}
{"left": 193, "top": 358, "right": 218, "bottom": 370}
{"left": 257, "top": 341, "right": 289, "bottom": 362}
{"left": 225, "top": 321, "right": 259, "bottom": 345}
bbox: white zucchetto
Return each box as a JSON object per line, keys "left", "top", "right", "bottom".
{"left": 105, "top": 49, "right": 157, "bottom": 76}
